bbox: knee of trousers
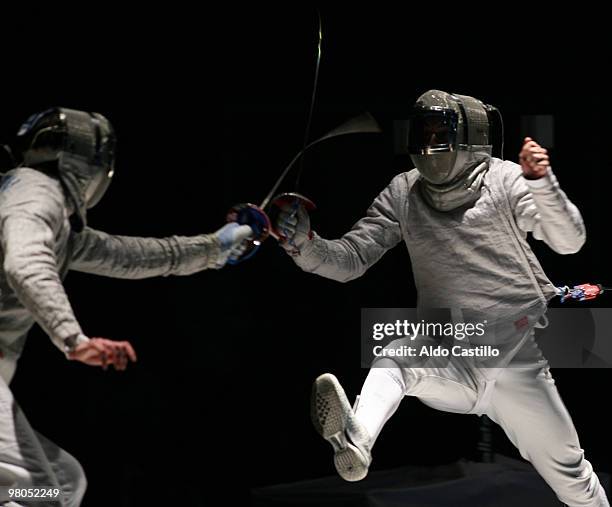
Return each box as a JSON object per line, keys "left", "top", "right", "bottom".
{"left": 526, "top": 447, "right": 605, "bottom": 506}
{"left": 369, "top": 357, "right": 411, "bottom": 393}
{"left": 555, "top": 460, "right": 606, "bottom": 506}
{"left": 553, "top": 475, "right": 608, "bottom": 507}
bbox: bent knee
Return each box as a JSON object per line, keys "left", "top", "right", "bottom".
{"left": 369, "top": 358, "right": 410, "bottom": 392}
{"left": 526, "top": 449, "right": 607, "bottom": 506}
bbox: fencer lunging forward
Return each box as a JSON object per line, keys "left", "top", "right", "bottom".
{"left": 0, "top": 108, "right": 251, "bottom": 506}
{"left": 277, "top": 91, "right": 609, "bottom": 506}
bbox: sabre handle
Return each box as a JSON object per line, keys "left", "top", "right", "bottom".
{"left": 269, "top": 192, "right": 316, "bottom": 240}
{"left": 269, "top": 192, "right": 316, "bottom": 256}
{"left": 225, "top": 203, "right": 271, "bottom": 264}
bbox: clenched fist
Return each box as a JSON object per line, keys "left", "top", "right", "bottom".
{"left": 519, "top": 137, "right": 550, "bottom": 180}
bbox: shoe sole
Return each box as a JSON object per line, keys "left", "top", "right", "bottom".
{"left": 311, "top": 373, "right": 369, "bottom": 482}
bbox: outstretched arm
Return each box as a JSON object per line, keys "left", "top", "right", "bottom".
{"left": 70, "top": 223, "right": 252, "bottom": 278}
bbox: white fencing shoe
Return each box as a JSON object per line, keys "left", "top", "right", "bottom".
{"left": 311, "top": 373, "right": 372, "bottom": 482}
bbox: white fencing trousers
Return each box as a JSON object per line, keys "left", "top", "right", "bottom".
{"left": 354, "top": 358, "right": 404, "bottom": 445}
{"left": 0, "top": 373, "right": 87, "bottom": 506}
{"left": 356, "top": 358, "right": 609, "bottom": 507}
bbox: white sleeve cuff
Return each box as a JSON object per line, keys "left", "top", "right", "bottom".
{"left": 524, "top": 167, "right": 554, "bottom": 190}
{"left": 63, "top": 333, "right": 90, "bottom": 355}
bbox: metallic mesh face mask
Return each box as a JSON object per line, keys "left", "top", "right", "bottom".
{"left": 16, "top": 107, "right": 116, "bottom": 229}
{"left": 393, "top": 90, "right": 501, "bottom": 211}
{"left": 406, "top": 90, "right": 494, "bottom": 185}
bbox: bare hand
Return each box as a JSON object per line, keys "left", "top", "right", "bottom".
{"left": 519, "top": 137, "right": 549, "bottom": 179}
{"left": 68, "top": 338, "right": 137, "bottom": 371}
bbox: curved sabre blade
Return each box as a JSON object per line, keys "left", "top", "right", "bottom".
{"left": 259, "top": 112, "right": 382, "bottom": 209}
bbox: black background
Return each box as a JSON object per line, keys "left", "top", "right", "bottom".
{"left": 1, "top": 6, "right": 610, "bottom": 506}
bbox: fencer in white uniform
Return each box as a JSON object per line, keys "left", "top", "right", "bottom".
{"left": 0, "top": 108, "right": 251, "bottom": 506}
{"left": 277, "top": 91, "right": 609, "bottom": 507}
